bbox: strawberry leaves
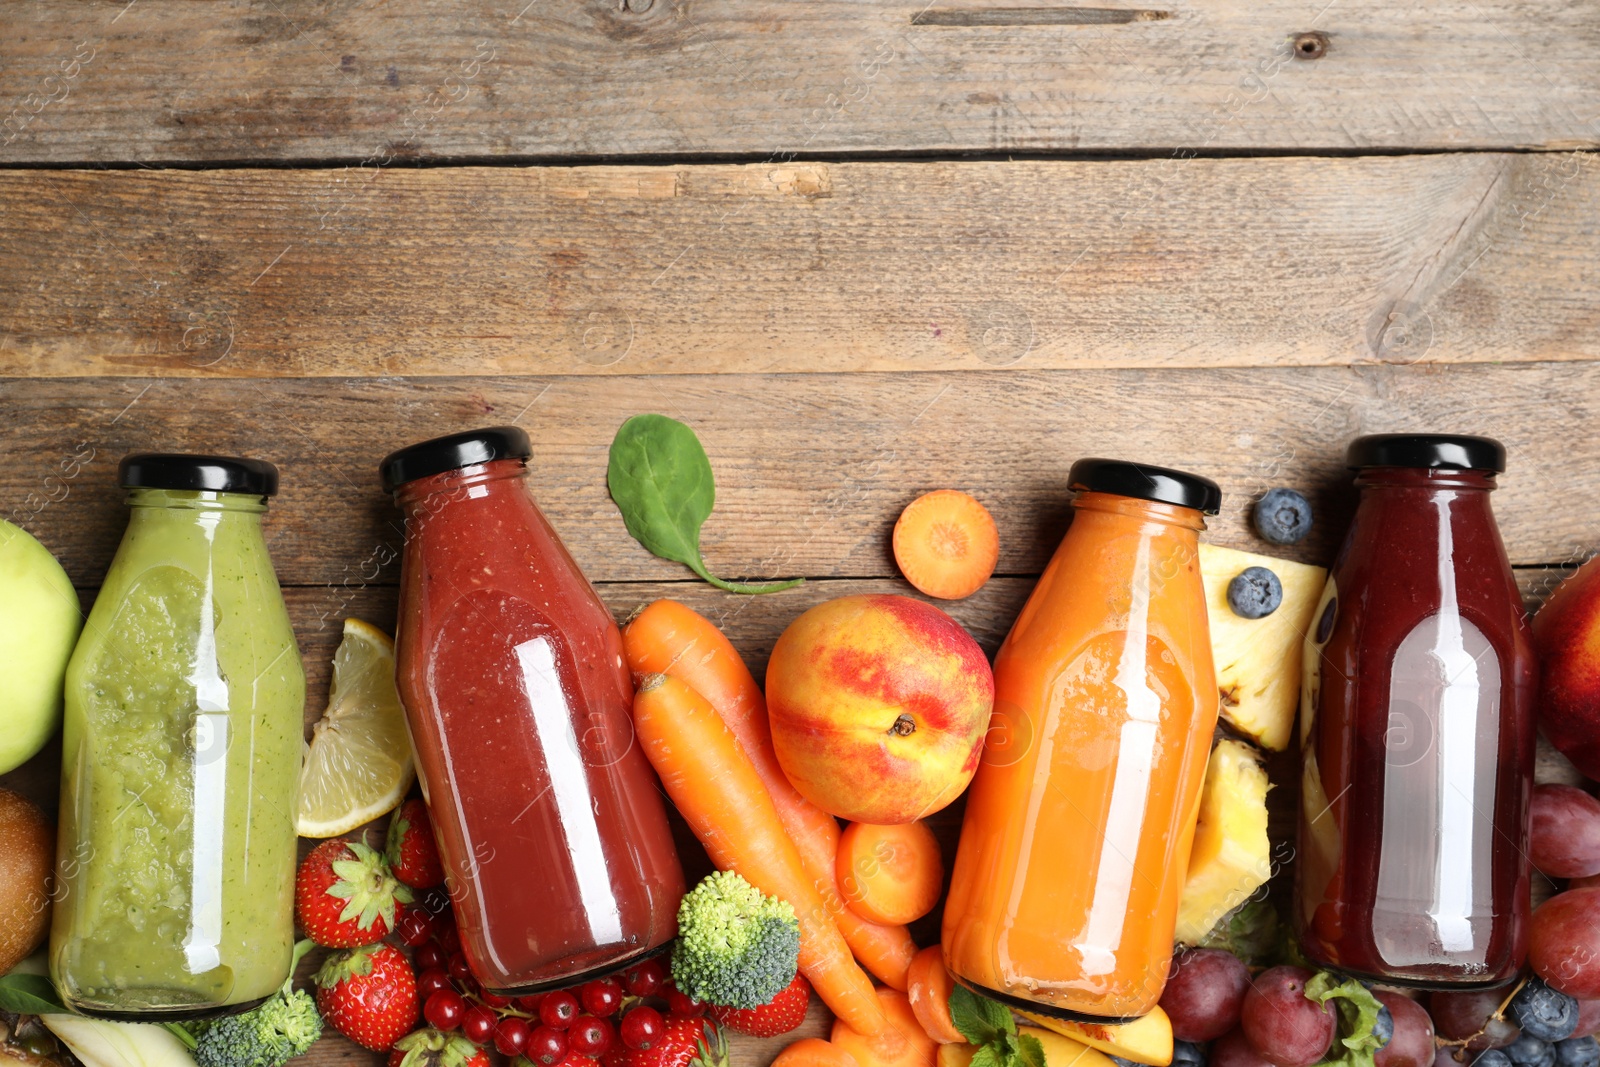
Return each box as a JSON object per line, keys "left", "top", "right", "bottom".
{"left": 949, "top": 986, "right": 1046, "bottom": 1067}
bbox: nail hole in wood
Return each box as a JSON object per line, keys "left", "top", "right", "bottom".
{"left": 620, "top": 0, "right": 653, "bottom": 11}
{"left": 1293, "top": 31, "right": 1328, "bottom": 59}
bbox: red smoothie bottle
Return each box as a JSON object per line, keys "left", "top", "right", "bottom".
{"left": 1297, "top": 434, "right": 1536, "bottom": 987}
{"left": 382, "top": 427, "right": 685, "bottom": 992}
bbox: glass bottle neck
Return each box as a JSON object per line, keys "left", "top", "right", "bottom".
{"left": 1354, "top": 467, "right": 1497, "bottom": 494}
{"left": 393, "top": 458, "right": 529, "bottom": 516}
{"left": 1070, "top": 490, "right": 1207, "bottom": 532}
{"left": 126, "top": 488, "right": 268, "bottom": 515}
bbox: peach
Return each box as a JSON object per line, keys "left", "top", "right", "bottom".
{"left": 766, "top": 595, "right": 994, "bottom": 824}
{"left": 1534, "top": 557, "right": 1600, "bottom": 780}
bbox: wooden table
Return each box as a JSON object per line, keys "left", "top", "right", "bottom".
{"left": 2, "top": 2, "right": 1596, "bottom": 1064}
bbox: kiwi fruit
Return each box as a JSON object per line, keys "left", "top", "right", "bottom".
{"left": 0, "top": 789, "right": 52, "bottom": 974}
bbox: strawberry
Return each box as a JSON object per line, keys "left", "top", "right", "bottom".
{"left": 296, "top": 837, "right": 413, "bottom": 947}
{"left": 315, "top": 942, "right": 419, "bottom": 1052}
{"left": 389, "top": 1028, "right": 490, "bottom": 1067}
{"left": 387, "top": 798, "right": 446, "bottom": 889}
{"left": 617, "top": 1018, "right": 725, "bottom": 1067}
{"left": 708, "top": 974, "right": 811, "bottom": 1038}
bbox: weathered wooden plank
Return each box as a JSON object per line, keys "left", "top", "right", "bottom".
{"left": 1, "top": 0, "right": 1597, "bottom": 163}
{"left": 3, "top": 156, "right": 1598, "bottom": 377}
{"left": 4, "top": 366, "right": 1599, "bottom": 592}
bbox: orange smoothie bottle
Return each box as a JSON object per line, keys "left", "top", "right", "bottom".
{"left": 943, "top": 459, "right": 1222, "bottom": 1020}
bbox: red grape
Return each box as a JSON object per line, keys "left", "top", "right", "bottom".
{"left": 1431, "top": 987, "right": 1521, "bottom": 1051}
{"left": 541, "top": 991, "right": 581, "bottom": 1029}
{"left": 579, "top": 979, "right": 623, "bottom": 1018}
{"left": 623, "top": 958, "right": 667, "bottom": 998}
{"left": 1160, "top": 948, "right": 1252, "bottom": 1042}
{"left": 1240, "top": 966, "right": 1337, "bottom": 1067}
{"left": 424, "top": 989, "right": 466, "bottom": 1031}
{"left": 528, "top": 1026, "right": 569, "bottom": 1066}
{"left": 569, "top": 1016, "right": 614, "bottom": 1057}
{"left": 1374, "top": 990, "right": 1436, "bottom": 1067}
{"left": 495, "top": 1017, "right": 532, "bottom": 1057}
{"left": 664, "top": 983, "right": 705, "bottom": 1019}
{"left": 417, "top": 968, "right": 454, "bottom": 1001}
{"left": 1212, "top": 1028, "right": 1278, "bottom": 1067}
{"left": 1534, "top": 888, "right": 1600, "bottom": 998}
{"left": 1532, "top": 786, "right": 1600, "bottom": 880}
{"left": 620, "top": 1006, "right": 665, "bottom": 1051}
{"left": 462, "top": 1005, "right": 498, "bottom": 1046}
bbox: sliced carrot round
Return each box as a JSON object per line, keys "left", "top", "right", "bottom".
{"left": 906, "top": 946, "right": 967, "bottom": 1044}
{"left": 774, "top": 1039, "right": 864, "bottom": 1067}
{"left": 893, "top": 490, "right": 999, "bottom": 600}
{"left": 838, "top": 820, "right": 944, "bottom": 926}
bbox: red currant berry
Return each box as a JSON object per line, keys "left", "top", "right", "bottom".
{"left": 448, "top": 953, "right": 475, "bottom": 983}
{"left": 527, "top": 1026, "right": 569, "bottom": 1066}
{"left": 622, "top": 959, "right": 666, "bottom": 998}
{"left": 417, "top": 968, "right": 454, "bottom": 1001}
{"left": 495, "top": 1017, "right": 533, "bottom": 1057}
{"left": 396, "top": 907, "right": 435, "bottom": 947}
{"left": 663, "top": 984, "right": 705, "bottom": 1019}
{"left": 579, "top": 979, "right": 623, "bottom": 1018}
{"left": 423, "top": 989, "right": 466, "bottom": 1031}
{"left": 569, "top": 1016, "right": 614, "bottom": 1057}
{"left": 415, "top": 942, "right": 448, "bottom": 972}
{"left": 480, "top": 990, "right": 512, "bottom": 1009}
{"left": 462, "top": 1005, "right": 498, "bottom": 1046}
{"left": 540, "top": 991, "right": 581, "bottom": 1029}
{"left": 619, "top": 1006, "right": 665, "bottom": 1051}
{"left": 515, "top": 994, "right": 545, "bottom": 1014}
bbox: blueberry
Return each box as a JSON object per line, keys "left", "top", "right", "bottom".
{"left": 1173, "top": 1042, "right": 1207, "bottom": 1067}
{"left": 1506, "top": 1034, "right": 1557, "bottom": 1067}
{"left": 1254, "top": 488, "right": 1314, "bottom": 544}
{"left": 1477, "top": 1052, "right": 1516, "bottom": 1067}
{"left": 1555, "top": 1037, "right": 1600, "bottom": 1067}
{"left": 1228, "top": 566, "right": 1284, "bottom": 619}
{"left": 1372, "top": 1003, "right": 1395, "bottom": 1049}
{"left": 1110, "top": 1058, "right": 1140, "bottom": 1067}
{"left": 1512, "top": 978, "right": 1581, "bottom": 1042}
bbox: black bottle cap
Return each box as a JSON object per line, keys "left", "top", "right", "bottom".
{"left": 1346, "top": 434, "right": 1505, "bottom": 473}
{"left": 119, "top": 454, "right": 279, "bottom": 496}
{"left": 1068, "top": 458, "right": 1223, "bottom": 515}
{"left": 379, "top": 426, "right": 532, "bottom": 491}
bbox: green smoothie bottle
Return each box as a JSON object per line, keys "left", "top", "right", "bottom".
{"left": 51, "top": 455, "right": 303, "bottom": 1018}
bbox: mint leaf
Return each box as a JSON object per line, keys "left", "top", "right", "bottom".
{"left": 1306, "top": 972, "right": 1385, "bottom": 1067}
{"left": 0, "top": 974, "right": 66, "bottom": 1015}
{"left": 948, "top": 985, "right": 1015, "bottom": 1047}
{"left": 968, "top": 1047, "right": 1004, "bottom": 1067}
{"left": 1015, "top": 1034, "right": 1048, "bottom": 1067}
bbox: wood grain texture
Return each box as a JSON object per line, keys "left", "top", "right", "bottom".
{"left": 2, "top": 0, "right": 1598, "bottom": 164}
{"left": 3, "top": 156, "right": 1599, "bottom": 377}
{"left": 4, "top": 366, "right": 1599, "bottom": 595}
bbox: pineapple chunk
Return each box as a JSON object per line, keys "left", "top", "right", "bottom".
{"left": 1199, "top": 543, "right": 1328, "bottom": 752}
{"left": 1174, "top": 739, "right": 1273, "bottom": 945}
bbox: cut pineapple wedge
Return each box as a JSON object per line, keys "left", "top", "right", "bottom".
{"left": 1016, "top": 1007, "right": 1173, "bottom": 1066}
{"left": 1198, "top": 543, "right": 1328, "bottom": 752}
{"left": 295, "top": 618, "right": 416, "bottom": 838}
{"left": 1174, "top": 739, "right": 1273, "bottom": 944}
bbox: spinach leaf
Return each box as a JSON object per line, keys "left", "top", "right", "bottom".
{"left": 607, "top": 414, "right": 802, "bottom": 595}
{"left": 0, "top": 973, "right": 66, "bottom": 1015}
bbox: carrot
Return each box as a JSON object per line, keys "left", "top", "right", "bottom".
{"left": 623, "top": 599, "right": 918, "bottom": 991}
{"left": 774, "top": 1039, "right": 864, "bottom": 1067}
{"left": 631, "top": 673, "right": 888, "bottom": 1037}
{"left": 892, "top": 490, "right": 999, "bottom": 600}
{"left": 904, "top": 946, "right": 965, "bottom": 1045}
{"left": 837, "top": 821, "right": 943, "bottom": 927}
{"left": 832, "top": 989, "right": 935, "bottom": 1067}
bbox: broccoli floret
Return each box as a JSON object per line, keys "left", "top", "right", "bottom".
{"left": 670, "top": 870, "right": 800, "bottom": 1010}
{"left": 183, "top": 941, "right": 323, "bottom": 1067}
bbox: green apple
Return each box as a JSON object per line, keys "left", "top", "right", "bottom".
{"left": 0, "top": 519, "right": 81, "bottom": 774}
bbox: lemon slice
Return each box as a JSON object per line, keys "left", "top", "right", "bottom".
{"left": 295, "top": 618, "right": 416, "bottom": 838}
